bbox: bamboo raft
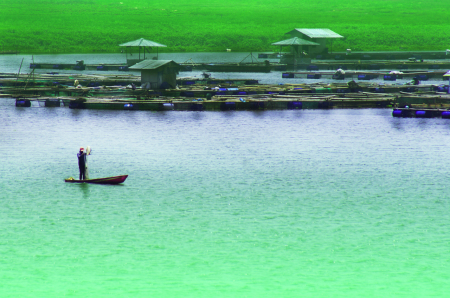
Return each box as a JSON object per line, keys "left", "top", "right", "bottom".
{"left": 282, "top": 70, "right": 448, "bottom": 80}
{"left": 11, "top": 90, "right": 450, "bottom": 111}
{"left": 3, "top": 71, "right": 450, "bottom": 111}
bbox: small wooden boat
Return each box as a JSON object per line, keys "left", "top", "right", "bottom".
{"left": 65, "top": 175, "right": 128, "bottom": 184}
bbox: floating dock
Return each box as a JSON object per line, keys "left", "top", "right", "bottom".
{"left": 29, "top": 61, "right": 287, "bottom": 72}
{"left": 261, "top": 50, "right": 450, "bottom": 61}
{"left": 29, "top": 62, "right": 130, "bottom": 72}
{"left": 392, "top": 107, "right": 450, "bottom": 118}
{"left": 28, "top": 60, "right": 450, "bottom": 73}
{"left": 3, "top": 71, "right": 450, "bottom": 112}
{"left": 282, "top": 70, "right": 448, "bottom": 81}
{"left": 13, "top": 94, "right": 396, "bottom": 111}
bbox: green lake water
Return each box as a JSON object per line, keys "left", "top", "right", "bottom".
{"left": 1, "top": 98, "right": 449, "bottom": 297}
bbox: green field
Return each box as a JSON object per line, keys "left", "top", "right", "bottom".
{"left": 1, "top": 0, "right": 449, "bottom": 53}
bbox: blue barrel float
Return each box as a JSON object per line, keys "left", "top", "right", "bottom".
{"left": 282, "top": 73, "right": 295, "bottom": 78}
{"left": 392, "top": 109, "right": 402, "bottom": 117}
{"left": 415, "top": 110, "right": 428, "bottom": 118}
{"left": 441, "top": 111, "right": 450, "bottom": 119}
{"left": 124, "top": 103, "right": 135, "bottom": 110}
{"left": 15, "top": 99, "right": 31, "bottom": 107}
{"left": 358, "top": 74, "right": 378, "bottom": 80}
{"left": 434, "top": 85, "right": 449, "bottom": 92}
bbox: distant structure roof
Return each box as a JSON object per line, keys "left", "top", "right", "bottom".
{"left": 120, "top": 38, "right": 167, "bottom": 47}
{"left": 272, "top": 37, "right": 320, "bottom": 46}
{"left": 129, "top": 60, "right": 178, "bottom": 70}
{"left": 286, "top": 29, "right": 343, "bottom": 39}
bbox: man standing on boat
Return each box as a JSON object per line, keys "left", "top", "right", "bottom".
{"left": 77, "top": 147, "right": 87, "bottom": 180}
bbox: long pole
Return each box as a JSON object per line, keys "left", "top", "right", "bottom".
{"left": 16, "top": 58, "right": 24, "bottom": 81}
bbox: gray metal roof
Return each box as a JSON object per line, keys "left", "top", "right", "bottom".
{"left": 272, "top": 37, "right": 320, "bottom": 46}
{"left": 129, "top": 60, "right": 178, "bottom": 70}
{"left": 286, "top": 28, "right": 343, "bottom": 39}
{"left": 119, "top": 38, "right": 167, "bottom": 47}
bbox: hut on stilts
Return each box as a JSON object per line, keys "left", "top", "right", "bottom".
{"left": 119, "top": 38, "right": 167, "bottom": 66}
{"left": 272, "top": 37, "right": 320, "bottom": 66}
{"left": 284, "top": 28, "right": 343, "bottom": 57}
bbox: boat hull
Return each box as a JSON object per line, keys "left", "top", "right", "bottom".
{"left": 65, "top": 175, "right": 128, "bottom": 184}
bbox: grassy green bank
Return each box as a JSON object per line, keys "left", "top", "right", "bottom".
{"left": 1, "top": 0, "right": 449, "bottom": 54}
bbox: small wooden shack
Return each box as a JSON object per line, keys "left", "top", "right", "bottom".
{"left": 130, "top": 60, "right": 179, "bottom": 89}
{"left": 285, "top": 28, "right": 343, "bottom": 55}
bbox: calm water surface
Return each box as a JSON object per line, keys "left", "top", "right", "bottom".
{"left": 1, "top": 95, "right": 450, "bottom": 297}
